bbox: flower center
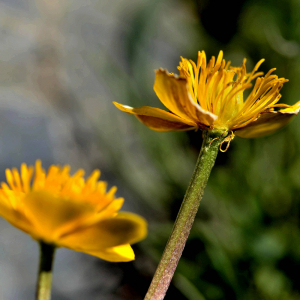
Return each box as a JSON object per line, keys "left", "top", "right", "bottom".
{"left": 177, "top": 51, "right": 288, "bottom": 130}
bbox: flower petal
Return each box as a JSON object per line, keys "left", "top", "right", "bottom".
{"left": 153, "top": 69, "right": 217, "bottom": 126}
{"left": 0, "top": 194, "right": 33, "bottom": 234}
{"left": 23, "top": 191, "right": 96, "bottom": 241}
{"left": 113, "top": 102, "right": 197, "bottom": 131}
{"left": 82, "top": 244, "right": 135, "bottom": 262}
{"left": 235, "top": 101, "right": 300, "bottom": 138}
{"left": 59, "top": 212, "right": 147, "bottom": 251}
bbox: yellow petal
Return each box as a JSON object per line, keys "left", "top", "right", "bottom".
{"left": 113, "top": 102, "right": 197, "bottom": 131}
{"left": 80, "top": 244, "right": 135, "bottom": 262}
{"left": 59, "top": 212, "right": 147, "bottom": 250}
{"left": 0, "top": 194, "right": 33, "bottom": 234}
{"left": 278, "top": 100, "right": 300, "bottom": 113}
{"left": 154, "top": 69, "right": 217, "bottom": 126}
{"left": 23, "top": 191, "right": 95, "bottom": 241}
{"left": 235, "top": 101, "right": 300, "bottom": 138}
{"left": 96, "top": 197, "right": 124, "bottom": 219}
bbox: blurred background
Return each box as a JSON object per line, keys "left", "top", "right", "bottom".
{"left": 0, "top": 0, "right": 300, "bottom": 299}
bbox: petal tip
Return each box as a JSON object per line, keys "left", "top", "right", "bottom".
{"left": 113, "top": 102, "right": 134, "bottom": 112}
{"left": 279, "top": 100, "right": 300, "bottom": 114}
{"left": 155, "top": 68, "right": 181, "bottom": 80}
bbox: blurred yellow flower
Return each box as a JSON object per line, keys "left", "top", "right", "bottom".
{"left": 114, "top": 51, "right": 300, "bottom": 139}
{"left": 0, "top": 160, "right": 147, "bottom": 262}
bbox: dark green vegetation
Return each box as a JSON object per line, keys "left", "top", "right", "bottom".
{"left": 4, "top": 0, "right": 299, "bottom": 298}
{"left": 101, "top": 0, "right": 300, "bottom": 299}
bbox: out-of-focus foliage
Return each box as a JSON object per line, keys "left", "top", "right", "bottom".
{"left": 1, "top": 0, "right": 300, "bottom": 299}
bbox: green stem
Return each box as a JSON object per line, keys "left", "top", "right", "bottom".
{"left": 144, "top": 129, "right": 227, "bottom": 300}
{"left": 36, "top": 242, "right": 56, "bottom": 300}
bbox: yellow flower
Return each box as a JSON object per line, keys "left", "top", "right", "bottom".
{"left": 0, "top": 160, "right": 147, "bottom": 262}
{"left": 114, "top": 51, "right": 300, "bottom": 139}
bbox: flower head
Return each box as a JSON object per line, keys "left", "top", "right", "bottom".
{"left": 0, "top": 160, "right": 147, "bottom": 262}
{"left": 114, "top": 51, "right": 300, "bottom": 139}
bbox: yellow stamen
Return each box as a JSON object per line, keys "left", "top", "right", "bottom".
{"left": 177, "top": 51, "right": 287, "bottom": 131}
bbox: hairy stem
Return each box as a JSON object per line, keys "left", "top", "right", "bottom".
{"left": 144, "top": 129, "right": 227, "bottom": 300}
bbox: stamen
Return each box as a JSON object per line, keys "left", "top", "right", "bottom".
{"left": 208, "top": 131, "right": 227, "bottom": 148}
{"left": 225, "top": 60, "right": 231, "bottom": 70}
{"left": 176, "top": 51, "right": 287, "bottom": 132}
{"left": 215, "top": 51, "right": 223, "bottom": 68}
{"left": 220, "top": 132, "right": 235, "bottom": 152}
{"left": 246, "top": 59, "right": 265, "bottom": 83}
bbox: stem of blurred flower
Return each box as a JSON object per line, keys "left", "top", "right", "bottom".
{"left": 36, "top": 242, "right": 56, "bottom": 300}
{"left": 144, "top": 129, "right": 227, "bottom": 300}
